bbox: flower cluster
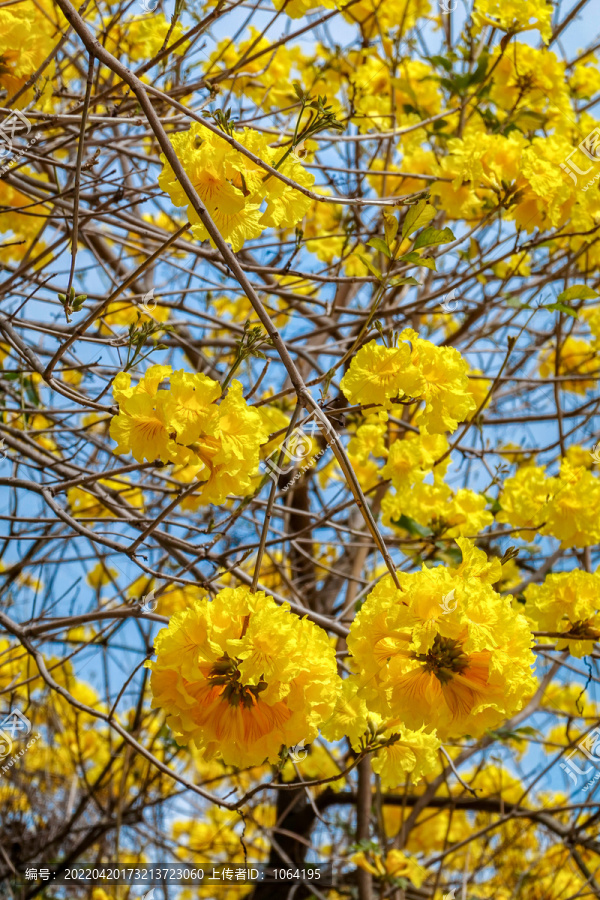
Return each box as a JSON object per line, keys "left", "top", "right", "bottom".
{"left": 109, "top": 365, "right": 270, "bottom": 505}
{"left": 340, "top": 331, "right": 476, "bottom": 434}
{"left": 525, "top": 570, "right": 600, "bottom": 657}
{"left": 147, "top": 586, "right": 340, "bottom": 767}
{"left": 346, "top": 540, "right": 536, "bottom": 740}
{"left": 497, "top": 458, "right": 600, "bottom": 548}
{"left": 158, "top": 122, "right": 314, "bottom": 251}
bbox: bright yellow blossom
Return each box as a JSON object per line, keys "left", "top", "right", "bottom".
{"left": 525, "top": 570, "right": 600, "bottom": 657}
{"left": 347, "top": 540, "right": 536, "bottom": 739}
{"left": 158, "top": 122, "right": 314, "bottom": 251}
{"left": 148, "top": 586, "right": 341, "bottom": 767}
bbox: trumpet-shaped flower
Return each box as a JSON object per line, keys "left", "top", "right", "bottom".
{"left": 347, "top": 540, "right": 536, "bottom": 739}
{"left": 148, "top": 586, "right": 341, "bottom": 767}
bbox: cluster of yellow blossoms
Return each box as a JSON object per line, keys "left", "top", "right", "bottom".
{"left": 148, "top": 587, "right": 339, "bottom": 767}
{"left": 158, "top": 122, "right": 314, "bottom": 251}
{"left": 346, "top": 540, "right": 536, "bottom": 741}
{"left": 149, "top": 542, "right": 537, "bottom": 779}
{"left": 497, "top": 457, "right": 600, "bottom": 548}
{"left": 340, "top": 331, "right": 477, "bottom": 434}
{"left": 109, "top": 364, "right": 269, "bottom": 505}
{"left": 525, "top": 570, "right": 600, "bottom": 658}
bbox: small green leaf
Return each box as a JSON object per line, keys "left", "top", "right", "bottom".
{"left": 396, "top": 251, "right": 421, "bottom": 264}
{"left": 556, "top": 285, "right": 599, "bottom": 303}
{"left": 428, "top": 55, "right": 453, "bottom": 71}
{"left": 391, "top": 513, "right": 433, "bottom": 538}
{"left": 389, "top": 276, "right": 420, "bottom": 287}
{"left": 401, "top": 199, "right": 436, "bottom": 240}
{"left": 382, "top": 209, "right": 399, "bottom": 247}
{"left": 546, "top": 302, "right": 578, "bottom": 318}
{"left": 416, "top": 256, "right": 437, "bottom": 270}
{"left": 367, "top": 236, "right": 391, "bottom": 258}
{"left": 506, "top": 297, "right": 531, "bottom": 309}
{"left": 358, "top": 255, "right": 382, "bottom": 279}
{"left": 413, "top": 226, "right": 455, "bottom": 250}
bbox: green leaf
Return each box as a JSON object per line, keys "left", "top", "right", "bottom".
{"left": 391, "top": 513, "right": 433, "bottom": 537}
{"left": 389, "top": 276, "right": 420, "bottom": 287}
{"left": 382, "top": 209, "right": 399, "bottom": 247}
{"left": 358, "top": 255, "right": 382, "bottom": 279}
{"left": 413, "top": 226, "right": 455, "bottom": 250}
{"left": 396, "top": 251, "right": 421, "bottom": 264}
{"left": 415, "top": 256, "right": 437, "bottom": 270}
{"left": 367, "top": 236, "right": 391, "bottom": 258}
{"left": 466, "top": 52, "right": 489, "bottom": 87}
{"left": 428, "top": 55, "right": 453, "bottom": 72}
{"left": 401, "top": 199, "right": 436, "bottom": 240}
{"left": 546, "top": 302, "right": 578, "bottom": 318}
{"left": 556, "top": 285, "right": 599, "bottom": 303}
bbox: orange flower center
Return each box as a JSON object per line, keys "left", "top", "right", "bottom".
{"left": 412, "top": 634, "right": 470, "bottom": 686}
{"left": 207, "top": 654, "right": 268, "bottom": 709}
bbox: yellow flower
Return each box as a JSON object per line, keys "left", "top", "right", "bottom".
{"left": 473, "top": 0, "right": 553, "bottom": 43}
{"left": 205, "top": 29, "right": 304, "bottom": 107}
{"left": 0, "top": 0, "right": 57, "bottom": 108}
{"left": 352, "top": 849, "right": 426, "bottom": 887}
{"left": 86, "top": 563, "right": 118, "bottom": 590}
{"left": 371, "top": 723, "right": 441, "bottom": 788}
{"left": 540, "top": 459, "right": 600, "bottom": 548}
{"left": 496, "top": 465, "right": 553, "bottom": 538}
{"left": 404, "top": 329, "right": 478, "bottom": 434}
{"left": 525, "top": 570, "right": 600, "bottom": 657}
{"left": 272, "top": 0, "right": 335, "bottom": 18}
{"left": 340, "top": 341, "right": 425, "bottom": 408}
{"left": 148, "top": 587, "right": 341, "bottom": 767}
{"left": 102, "top": 12, "right": 189, "bottom": 61}
{"left": 381, "top": 432, "right": 447, "bottom": 489}
{"left": 158, "top": 122, "right": 314, "bottom": 251}
{"left": 347, "top": 540, "right": 536, "bottom": 739}
{"left": 340, "top": 0, "right": 430, "bottom": 39}
{"left": 110, "top": 366, "right": 269, "bottom": 504}
{"left": 538, "top": 336, "right": 598, "bottom": 394}
{"left": 341, "top": 334, "right": 475, "bottom": 434}
{"left": 489, "top": 44, "right": 570, "bottom": 121}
